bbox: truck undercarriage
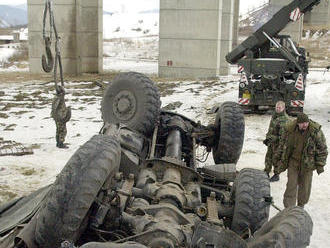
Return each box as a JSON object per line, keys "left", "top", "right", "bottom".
{"left": 0, "top": 72, "right": 313, "bottom": 248}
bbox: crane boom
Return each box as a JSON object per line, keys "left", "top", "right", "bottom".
{"left": 226, "top": 0, "right": 321, "bottom": 64}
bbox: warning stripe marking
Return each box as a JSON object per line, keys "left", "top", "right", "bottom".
{"left": 295, "top": 73, "right": 304, "bottom": 91}
{"left": 238, "top": 66, "right": 244, "bottom": 73}
{"left": 291, "top": 100, "right": 304, "bottom": 107}
{"left": 238, "top": 98, "right": 250, "bottom": 105}
{"left": 290, "top": 8, "right": 302, "bottom": 22}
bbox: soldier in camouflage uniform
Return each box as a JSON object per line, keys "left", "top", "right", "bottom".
{"left": 263, "top": 101, "right": 289, "bottom": 182}
{"left": 51, "top": 86, "right": 71, "bottom": 148}
{"left": 277, "top": 113, "right": 328, "bottom": 208}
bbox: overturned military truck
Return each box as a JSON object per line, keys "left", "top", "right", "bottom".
{"left": 0, "top": 72, "right": 313, "bottom": 248}
{"left": 226, "top": 0, "right": 321, "bottom": 115}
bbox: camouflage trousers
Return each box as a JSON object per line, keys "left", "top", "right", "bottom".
{"left": 55, "top": 121, "right": 67, "bottom": 144}
{"left": 264, "top": 145, "right": 280, "bottom": 174}
{"left": 283, "top": 160, "right": 313, "bottom": 208}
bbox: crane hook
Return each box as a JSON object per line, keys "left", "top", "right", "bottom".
{"left": 41, "top": 37, "right": 54, "bottom": 73}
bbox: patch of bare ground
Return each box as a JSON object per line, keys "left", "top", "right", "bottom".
{"left": 157, "top": 82, "right": 179, "bottom": 97}
{"left": 0, "top": 185, "right": 17, "bottom": 204}
{"left": 13, "top": 92, "right": 30, "bottom": 101}
{"left": 4, "top": 124, "right": 17, "bottom": 131}
{"left": 0, "top": 72, "right": 118, "bottom": 84}
{"left": 1, "top": 102, "right": 26, "bottom": 111}
{"left": 19, "top": 167, "right": 37, "bottom": 176}
{"left": 163, "top": 101, "right": 183, "bottom": 111}
{"left": 0, "top": 112, "right": 9, "bottom": 118}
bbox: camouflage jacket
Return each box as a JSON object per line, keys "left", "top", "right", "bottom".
{"left": 265, "top": 111, "right": 289, "bottom": 147}
{"left": 278, "top": 119, "right": 328, "bottom": 172}
{"left": 51, "top": 93, "right": 71, "bottom": 123}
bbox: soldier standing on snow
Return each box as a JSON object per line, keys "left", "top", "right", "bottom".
{"left": 263, "top": 101, "right": 289, "bottom": 182}
{"left": 277, "top": 113, "right": 328, "bottom": 208}
{"left": 51, "top": 85, "right": 71, "bottom": 148}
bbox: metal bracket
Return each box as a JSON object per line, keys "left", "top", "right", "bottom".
{"left": 117, "top": 174, "right": 135, "bottom": 212}
{"left": 206, "top": 192, "right": 223, "bottom": 226}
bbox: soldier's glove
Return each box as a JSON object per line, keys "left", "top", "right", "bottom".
{"left": 316, "top": 167, "right": 324, "bottom": 175}
{"left": 263, "top": 138, "right": 270, "bottom": 146}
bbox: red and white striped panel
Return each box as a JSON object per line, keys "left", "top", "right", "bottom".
{"left": 290, "top": 100, "right": 304, "bottom": 107}
{"left": 295, "top": 73, "right": 304, "bottom": 91}
{"left": 240, "top": 73, "right": 248, "bottom": 85}
{"left": 290, "top": 8, "right": 302, "bottom": 22}
{"left": 238, "top": 98, "right": 250, "bottom": 105}
{"left": 238, "top": 65, "right": 244, "bottom": 73}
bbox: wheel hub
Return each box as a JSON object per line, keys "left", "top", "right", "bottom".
{"left": 117, "top": 98, "right": 130, "bottom": 113}
{"left": 113, "top": 90, "right": 136, "bottom": 121}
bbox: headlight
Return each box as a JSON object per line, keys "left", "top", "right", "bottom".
{"left": 239, "top": 82, "right": 246, "bottom": 88}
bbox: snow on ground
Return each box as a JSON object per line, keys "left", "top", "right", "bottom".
{"left": 103, "top": 11, "right": 158, "bottom": 73}
{"left": 0, "top": 43, "right": 28, "bottom": 71}
{"left": 0, "top": 69, "right": 329, "bottom": 247}
{"left": 103, "top": 12, "right": 159, "bottom": 39}
{"left": 103, "top": 36, "right": 158, "bottom": 74}
{"left": 0, "top": 45, "right": 15, "bottom": 65}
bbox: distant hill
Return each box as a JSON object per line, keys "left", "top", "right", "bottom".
{"left": 14, "top": 4, "right": 28, "bottom": 11}
{"left": 0, "top": 5, "right": 27, "bottom": 28}
{"left": 0, "top": 18, "right": 9, "bottom": 28}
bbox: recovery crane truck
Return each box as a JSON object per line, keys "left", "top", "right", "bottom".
{"left": 226, "top": 0, "right": 322, "bottom": 115}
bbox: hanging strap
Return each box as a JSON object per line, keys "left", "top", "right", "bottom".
{"left": 42, "top": 0, "right": 64, "bottom": 89}
{"left": 41, "top": 0, "right": 54, "bottom": 73}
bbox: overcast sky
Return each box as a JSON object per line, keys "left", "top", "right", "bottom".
{"left": 1, "top": 0, "right": 267, "bottom": 14}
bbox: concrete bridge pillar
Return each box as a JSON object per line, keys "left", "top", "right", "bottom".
{"left": 159, "top": 0, "right": 235, "bottom": 78}
{"left": 304, "top": 0, "right": 330, "bottom": 28}
{"left": 232, "top": 0, "right": 240, "bottom": 48}
{"left": 27, "top": 0, "right": 103, "bottom": 74}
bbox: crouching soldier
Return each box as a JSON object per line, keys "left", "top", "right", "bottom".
{"left": 264, "top": 101, "right": 289, "bottom": 182}
{"left": 277, "top": 113, "right": 328, "bottom": 208}
{"left": 51, "top": 85, "right": 71, "bottom": 148}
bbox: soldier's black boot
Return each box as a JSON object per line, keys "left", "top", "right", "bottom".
{"left": 58, "top": 142, "right": 68, "bottom": 149}
{"left": 270, "top": 174, "right": 280, "bottom": 182}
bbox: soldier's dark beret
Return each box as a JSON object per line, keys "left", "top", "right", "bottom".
{"left": 297, "top": 113, "right": 309, "bottom": 123}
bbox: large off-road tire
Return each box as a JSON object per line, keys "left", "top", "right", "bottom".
{"left": 248, "top": 207, "right": 313, "bottom": 248}
{"left": 35, "top": 135, "right": 121, "bottom": 248}
{"left": 101, "top": 72, "right": 161, "bottom": 136}
{"left": 231, "top": 168, "right": 270, "bottom": 235}
{"left": 212, "top": 101, "right": 245, "bottom": 164}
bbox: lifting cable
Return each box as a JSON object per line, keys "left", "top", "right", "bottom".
{"left": 42, "top": 0, "right": 64, "bottom": 90}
